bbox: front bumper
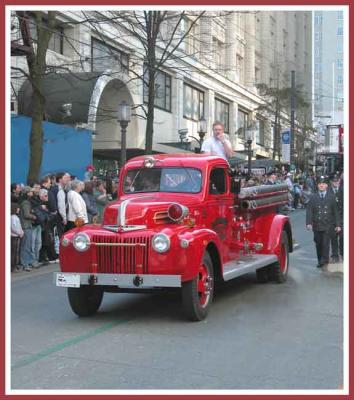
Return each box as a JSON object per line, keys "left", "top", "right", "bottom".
{"left": 54, "top": 272, "right": 181, "bottom": 289}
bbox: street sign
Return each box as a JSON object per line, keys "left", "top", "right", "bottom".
{"left": 281, "top": 130, "right": 291, "bottom": 163}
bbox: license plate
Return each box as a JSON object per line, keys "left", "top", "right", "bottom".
{"left": 56, "top": 273, "right": 81, "bottom": 288}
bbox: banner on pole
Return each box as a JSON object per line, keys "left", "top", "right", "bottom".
{"left": 281, "top": 130, "right": 291, "bottom": 163}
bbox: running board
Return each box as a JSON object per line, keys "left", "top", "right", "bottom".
{"left": 223, "top": 254, "right": 278, "bottom": 281}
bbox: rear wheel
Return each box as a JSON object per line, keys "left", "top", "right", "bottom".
{"left": 269, "top": 231, "right": 289, "bottom": 283}
{"left": 182, "top": 252, "right": 214, "bottom": 321}
{"left": 67, "top": 286, "right": 104, "bottom": 317}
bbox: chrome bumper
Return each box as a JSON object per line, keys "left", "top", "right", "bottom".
{"left": 54, "top": 272, "right": 181, "bottom": 288}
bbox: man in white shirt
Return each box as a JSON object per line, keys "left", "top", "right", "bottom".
{"left": 201, "top": 121, "right": 234, "bottom": 160}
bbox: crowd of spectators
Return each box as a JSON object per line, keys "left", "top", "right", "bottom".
{"left": 10, "top": 171, "right": 118, "bottom": 273}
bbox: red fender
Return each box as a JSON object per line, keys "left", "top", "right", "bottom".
{"left": 266, "top": 214, "right": 292, "bottom": 260}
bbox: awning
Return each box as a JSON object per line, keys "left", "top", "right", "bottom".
{"left": 153, "top": 143, "right": 192, "bottom": 154}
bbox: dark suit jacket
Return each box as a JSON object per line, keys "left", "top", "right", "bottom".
{"left": 306, "top": 191, "right": 340, "bottom": 231}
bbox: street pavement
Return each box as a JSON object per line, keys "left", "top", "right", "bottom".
{"left": 10, "top": 209, "right": 345, "bottom": 391}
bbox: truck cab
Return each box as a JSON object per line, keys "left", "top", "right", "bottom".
{"left": 55, "top": 154, "right": 293, "bottom": 321}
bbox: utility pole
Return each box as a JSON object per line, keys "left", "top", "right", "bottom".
{"left": 290, "top": 70, "right": 296, "bottom": 166}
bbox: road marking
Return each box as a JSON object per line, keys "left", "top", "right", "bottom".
{"left": 11, "top": 318, "right": 131, "bottom": 370}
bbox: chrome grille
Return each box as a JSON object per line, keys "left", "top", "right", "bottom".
{"left": 92, "top": 235, "right": 151, "bottom": 274}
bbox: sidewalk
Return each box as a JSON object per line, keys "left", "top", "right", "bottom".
{"left": 11, "top": 262, "right": 60, "bottom": 282}
{"left": 325, "top": 261, "right": 343, "bottom": 274}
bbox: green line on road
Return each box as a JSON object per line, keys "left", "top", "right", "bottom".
{"left": 12, "top": 319, "right": 131, "bottom": 370}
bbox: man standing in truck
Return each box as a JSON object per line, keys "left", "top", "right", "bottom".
{"left": 201, "top": 121, "right": 234, "bottom": 160}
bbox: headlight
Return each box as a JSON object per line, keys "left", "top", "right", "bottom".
{"left": 152, "top": 233, "right": 170, "bottom": 253}
{"left": 72, "top": 233, "right": 91, "bottom": 252}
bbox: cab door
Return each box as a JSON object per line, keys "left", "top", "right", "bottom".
{"left": 205, "top": 166, "right": 235, "bottom": 263}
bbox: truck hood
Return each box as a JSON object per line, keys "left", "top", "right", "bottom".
{"left": 102, "top": 194, "right": 198, "bottom": 230}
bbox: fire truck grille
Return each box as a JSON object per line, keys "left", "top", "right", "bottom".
{"left": 92, "top": 235, "right": 151, "bottom": 274}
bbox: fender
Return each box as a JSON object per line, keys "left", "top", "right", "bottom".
{"left": 177, "top": 228, "right": 223, "bottom": 282}
{"left": 266, "top": 214, "right": 293, "bottom": 260}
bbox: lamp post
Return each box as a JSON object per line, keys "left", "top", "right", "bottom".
{"left": 117, "top": 100, "right": 131, "bottom": 167}
{"left": 245, "top": 126, "right": 253, "bottom": 178}
{"left": 196, "top": 117, "right": 207, "bottom": 152}
{"left": 178, "top": 128, "right": 189, "bottom": 150}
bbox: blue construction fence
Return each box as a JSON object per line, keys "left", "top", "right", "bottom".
{"left": 11, "top": 115, "right": 93, "bottom": 184}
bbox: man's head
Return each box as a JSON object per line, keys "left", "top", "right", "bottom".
{"left": 56, "top": 172, "right": 71, "bottom": 187}
{"left": 317, "top": 176, "right": 328, "bottom": 192}
{"left": 267, "top": 171, "right": 277, "bottom": 182}
{"left": 212, "top": 121, "right": 224, "bottom": 140}
{"left": 40, "top": 175, "right": 51, "bottom": 189}
{"left": 330, "top": 174, "right": 340, "bottom": 189}
{"left": 22, "top": 186, "right": 34, "bottom": 198}
{"left": 32, "top": 182, "right": 41, "bottom": 195}
{"left": 39, "top": 188, "right": 48, "bottom": 202}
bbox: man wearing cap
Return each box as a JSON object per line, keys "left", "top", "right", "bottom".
{"left": 265, "top": 171, "right": 277, "bottom": 185}
{"left": 306, "top": 176, "right": 341, "bottom": 268}
{"left": 329, "top": 174, "right": 344, "bottom": 262}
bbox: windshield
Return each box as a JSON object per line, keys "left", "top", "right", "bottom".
{"left": 123, "top": 167, "right": 202, "bottom": 194}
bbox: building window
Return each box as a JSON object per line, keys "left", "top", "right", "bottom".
{"left": 337, "top": 42, "right": 343, "bottom": 53}
{"left": 337, "top": 59, "right": 343, "bottom": 69}
{"left": 28, "top": 15, "right": 64, "bottom": 54}
{"left": 255, "top": 119, "right": 265, "bottom": 146}
{"left": 337, "top": 11, "right": 343, "bottom": 20}
{"left": 314, "top": 63, "right": 321, "bottom": 73}
{"left": 337, "top": 26, "right": 343, "bottom": 36}
{"left": 314, "top": 15, "right": 322, "bottom": 25}
{"left": 237, "top": 109, "right": 249, "bottom": 139}
{"left": 314, "top": 32, "right": 322, "bottom": 41}
{"left": 214, "top": 98, "right": 230, "bottom": 133}
{"left": 236, "top": 55, "right": 244, "bottom": 82}
{"left": 91, "top": 38, "right": 129, "bottom": 73}
{"left": 337, "top": 75, "right": 343, "bottom": 85}
{"left": 184, "top": 18, "right": 200, "bottom": 56}
{"left": 212, "top": 37, "right": 223, "bottom": 71}
{"left": 143, "top": 66, "right": 171, "bottom": 112}
{"left": 183, "top": 83, "right": 204, "bottom": 121}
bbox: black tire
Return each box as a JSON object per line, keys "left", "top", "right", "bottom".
{"left": 256, "top": 266, "right": 269, "bottom": 283}
{"left": 67, "top": 286, "right": 104, "bottom": 317}
{"left": 269, "top": 231, "right": 289, "bottom": 283}
{"left": 181, "top": 252, "right": 214, "bottom": 321}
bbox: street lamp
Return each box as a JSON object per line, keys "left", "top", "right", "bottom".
{"left": 245, "top": 126, "right": 254, "bottom": 178}
{"left": 188, "top": 117, "right": 207, "bottom": 153}
{"left": 117, "top": 100, "right": 131, "bottom": 167}
{"left": 178, "top": 128, "right": 189, "bottom": 150}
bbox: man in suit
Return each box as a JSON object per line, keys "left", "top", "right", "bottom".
{"left": 306, "top": 176, "right": 341, "bottom": 268}
{"left": 329, "top": 174, "right": 344, "bottom": 262}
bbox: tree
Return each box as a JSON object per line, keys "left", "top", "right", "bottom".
{"left": 255, "top": 82, "right": 312, "bottom": 161}
{"left": 15, "top": 11, "right": 57, "bottom": 183}
{"left": 86, "top": 11, "right": 205, "bottom": 154}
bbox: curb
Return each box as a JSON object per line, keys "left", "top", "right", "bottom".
{"left": 11, "top": 263, "right": 60, "bottom": 282}
{"left": 325, "top": 262, "right": 343, "bottom": 274}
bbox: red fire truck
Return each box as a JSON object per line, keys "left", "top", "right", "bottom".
{"left": 55, "top": 154, "right": 293, "bottom": 321}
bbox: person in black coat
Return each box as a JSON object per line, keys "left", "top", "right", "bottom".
{"left": 329, "top": 174, "right": 344, "bottom": 262}
{"left": 306, "top": 176, "right": 341, "bottom": 268}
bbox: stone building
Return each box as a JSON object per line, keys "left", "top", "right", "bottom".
{"left": 11, "top": 10, "right": 313, "bottom": 167}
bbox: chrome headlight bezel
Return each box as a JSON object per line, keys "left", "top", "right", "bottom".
{"left": 72, "top": 233, "right": 91, "bottom": 252}
{"left": 152, "top": 233, "right": 170, "bottom": 253}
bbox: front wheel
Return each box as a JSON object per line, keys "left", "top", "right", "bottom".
{"left": 181, "top": 252, "right": 214, "bottom": 321}
{"left": 67, "top": 286, "right": 104, "bottom": 317}
{"left": 269, "top": 231, "right": 289, "bottom": 283}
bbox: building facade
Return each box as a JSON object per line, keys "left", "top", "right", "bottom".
{"left": 313, "top": 10, "right": 344, "bottom": 154}
{"left": 11, "top": 10, "right": 313, "bottom": 166}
